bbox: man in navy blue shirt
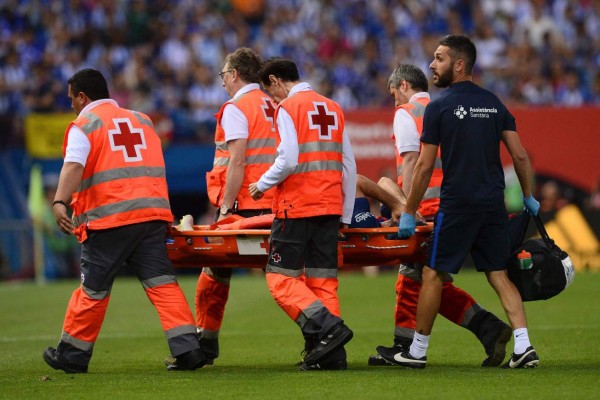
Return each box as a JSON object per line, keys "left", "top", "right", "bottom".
{"left": 387, "top": 34, "right": 541, "bottom": 369}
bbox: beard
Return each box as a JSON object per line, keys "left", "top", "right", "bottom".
{"left": 433, "top": 66, "right": 454, "bottom": 88}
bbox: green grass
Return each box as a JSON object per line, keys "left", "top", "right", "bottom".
{"left": 1, "top": 269, "right": 599, "bottom": 399}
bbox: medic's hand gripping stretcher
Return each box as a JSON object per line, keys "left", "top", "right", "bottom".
{"left": 166, "top": 214, "right": 433, "bottom": 269}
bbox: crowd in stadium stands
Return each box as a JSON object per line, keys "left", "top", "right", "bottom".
{"left": 1, "top": 0, "right": 600, "bottom": 147}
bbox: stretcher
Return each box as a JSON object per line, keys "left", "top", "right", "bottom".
{"left": 166, "top": 222, "right": 433, "bottom": 269}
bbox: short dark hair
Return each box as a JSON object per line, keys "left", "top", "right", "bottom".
{"left": 258, "top": 58, "right": 300, "bottom": 87}
{"left": 439, "top": 34, "right": 477, "bottom": 75}
{"left": 67, "top": 68, "right": 110, "bottom": 100}
{"left": 388, "top": 64, "right": 428, "bottom": 92}
{"left": 225, "top": 47, "right": 263, "bottom": 83}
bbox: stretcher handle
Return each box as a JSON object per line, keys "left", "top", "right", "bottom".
{"left": 339, "top": 224, "right": 433, "bottom": 234}
{"left": 172, "top": 224, "right": 433, "bottom": 236}
{"left": 173, "top": 229, "right": 272, "bottom": 236}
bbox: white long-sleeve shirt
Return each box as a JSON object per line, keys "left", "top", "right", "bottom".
{"left": 256, "top": 82, "right": 356, "bottom": 223}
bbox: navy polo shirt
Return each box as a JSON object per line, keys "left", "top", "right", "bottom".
{"left": 421, "top": 81, "right": 516, "bottom": 213}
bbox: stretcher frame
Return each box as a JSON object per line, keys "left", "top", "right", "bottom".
{"left": 167, "top": 224, "right": 433, "bottom": 269}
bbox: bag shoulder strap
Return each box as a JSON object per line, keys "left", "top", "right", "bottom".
{"left": 532, "top": 214, "right": 568, "bottom": 257}
{"left": 532, "top": 214, "right": 553, "bottom": 249}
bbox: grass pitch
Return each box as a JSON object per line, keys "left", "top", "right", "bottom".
{"left": 1, "top": 269, "right": 598, "bottom": 400}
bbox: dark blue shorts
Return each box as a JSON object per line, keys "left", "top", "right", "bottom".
{"left": 350, "top": 198, "right": 381, "bottom": 228}
{"left": 429, "top": 210, "right": 510, "bottom": 274}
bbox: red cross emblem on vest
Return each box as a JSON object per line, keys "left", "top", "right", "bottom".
{"left": 108, "top": 118, "right": 146, "bottom": 162}
{"left": 271, "top": 252, "right": 281, "bottom": 263}
{"left": 308, "top": 102, "right": 338, "bottom": 140}
{"left": 261, "top": 97, "right": 276, "bottom": 130}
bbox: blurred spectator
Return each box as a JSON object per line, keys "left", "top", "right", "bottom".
{"left": 160, "top": 26, "right": 191, "bottom": 72}
{"left": 128, "top": 81, "right": 155, "bottom": 115}
{"left": 0, "top": 0, "right": 598, "bottom": 148}
{"left": 522, "top": 75, "right": 555, "bottom": 105}
{"left": 316, "top": 24, "right": 353, "bottom": 61}
{"left": 473, "top": 23, "right": 506, "bottom": 71}
{"left": 586, "top": 179, "right": 600, "bottom": 211}
{"left": 2, "top": 50, "right": 27, "bottom": 93}
{"left": 555, "top": 68, "right": 586, "bottom": 106}
{"left": 23, "top": 62, "right": 62, "bottom": 112}
{"left": 187, "top": 62, "right": 228, "bottom": 143}
{"left": 540, "top": 180, "right": 569, "bottom": 213}
{"left": 126, "top": 0, "right": 152, "bottom": 46}
{"left": 516, "top": 1, "right": 563, "bottom": 51}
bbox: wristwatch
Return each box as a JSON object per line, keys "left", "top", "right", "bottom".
{"left": 219, "top": 205, "right": 232, "bottom": 216}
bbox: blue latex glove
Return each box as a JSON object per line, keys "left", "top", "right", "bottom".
{"left": 397, "top": 212, "right": 416, "bottom": 239}
{"left": 523, "top": 195, "right": 540, "bottom": 216}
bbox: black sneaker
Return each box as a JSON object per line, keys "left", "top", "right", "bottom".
{"left": 468, "top": 311, "right": 512, "bottom": 367}
{"left": 295, "top": 332, "right": 318, "bottom": 366}
{"left": 368, "top": 341, "right": 410, "bottom": 366}
{"left": 376, "top": 346, "right": 427, "bottom": 369}
{"left": 502, "top": 346, "right": 539, "bottom": 369}
{"left": 165, "top": 348, "right": 208, "bottom": 371}
{"left": 303, "top": 323, "right": 353, "bottom": 366}
{"left": 299, "top": 359, "right": 347, "bottom": 371}
{"left": 170, "top": 333, "right": 216, "bottom": 366}
{"left": 42, "top": 347, "right": 88, "bottom": 374}
{"left": 481, "top": 321, "right": 512, "bottom": 367}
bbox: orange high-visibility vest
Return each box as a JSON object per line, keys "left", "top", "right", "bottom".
{"left": 393, "top": 97, "right": 443, "bottom": 218}
{"left": 272, "top": 90, "right": 345, "bottom": 219}
{"left": 63, "top": 102, "right": 173, "bottom": 242}
{"left": 206, "top": 89, "right": 277, "bottom": 210}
